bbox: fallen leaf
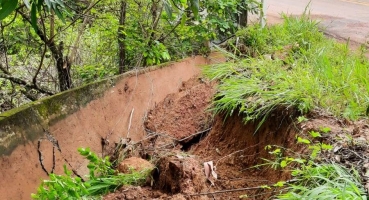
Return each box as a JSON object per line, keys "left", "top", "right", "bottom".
{"left": 204, "top": 161, "right": 218, "bottom": 180}
{"left": 204, "top": 162, "right": 210, "bottom": 179}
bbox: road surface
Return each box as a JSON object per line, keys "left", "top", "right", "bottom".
{"left": 265, "top": 0, "right": 369, "bottom": 44}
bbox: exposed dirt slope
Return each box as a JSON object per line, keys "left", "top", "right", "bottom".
{"left": 105, "top": 78, "right": 300, "bottom": 199}
{"left": 104, "top": 75, "right": 369, "bottom": 200}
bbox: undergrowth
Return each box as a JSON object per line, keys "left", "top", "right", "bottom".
{"left": 279, "top": 163, "right": 366, "bottom": 199}
{"left": 261, "top": 130, "right": 367, "bottom": 199}
{"left": 204, "top": 14, "right": 369, "bottom": 130}
{"left": 204, "top": 13, "right": 369, "bottom": 199}
{"left": 31, "top": 148, "right": 152, "bottom": 199}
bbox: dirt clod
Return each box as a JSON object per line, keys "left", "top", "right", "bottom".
{"left": 144, "top": 77, "right": 215, "bottom": 144}
{"left": 153, "top": 156, "right": 207, "bottom": 195}
{"left": 117, "top": 157, "right": 154, "bottom": 174}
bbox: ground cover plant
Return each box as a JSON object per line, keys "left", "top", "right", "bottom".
{"left": 261, "top": 130, "right": 367, "bottom": 199}
{"left": 31, "top": 148, "right": 152, "bottom": 199}
{"left": 204, "top": 14, "right": 369, "bottom": 199}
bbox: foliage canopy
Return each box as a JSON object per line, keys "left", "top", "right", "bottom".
{"left": 0, "top": 0, "right": 259, "bottom": 112}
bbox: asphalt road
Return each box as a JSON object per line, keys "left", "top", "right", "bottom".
{"left": 266, "top": 0, "right": 369, "bottom": 44}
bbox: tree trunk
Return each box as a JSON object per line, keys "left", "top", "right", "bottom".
{"left": 118, "top": 0, "right": 127, "bottom": 74}
{"left": 18, "top": 10, "right": 72, "bottom": 92}
{"left": 56, "top": 55, "right": 72, "bottom": 91}
{"left": 50, "top": 41, "right": 72, "bottom": 91}
{"left": 238, "top": 8, "right": 248, "bottom": 27}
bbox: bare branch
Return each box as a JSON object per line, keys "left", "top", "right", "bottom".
{"left": 68, "top": 0, "right": 95, "bottom": 64}
{"left": 0, "top": 63, "right": 10, "bottom": 75}
{"left": 33, "top": 8, "right": 48, "bottom": 86}
{"left": 0, "top": 73, "right": 54, "bottom": 95}
{"left": 49, "top": 0, "right": 103, "bottom": 42}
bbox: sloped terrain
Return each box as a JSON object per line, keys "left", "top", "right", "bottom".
{"left": 103, "top": 76, "right": 369, "bottom": 199}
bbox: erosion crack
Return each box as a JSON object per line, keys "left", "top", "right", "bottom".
{"left": 37, "top": 139, "right": 50, "bottom": 176}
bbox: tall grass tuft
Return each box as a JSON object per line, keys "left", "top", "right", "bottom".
{"left": 204, "top": 14, "right": 369, "bottom": 127}
{"left": 278, "top": 163, "right": 367, "bottom": 199}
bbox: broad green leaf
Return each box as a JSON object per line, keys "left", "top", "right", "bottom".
{"left": 271, "top": 148, "right": 281, "bottom": 155}
{"left": 297, "top": 116, "right": 308, "bottom": 123}
{"left": 36, "top": 0, "right": 42, "bottom": 12}
{"left": 320, "top": 127, "right": 331, "bottom": 133}
{"left": 189, "top": 0, "right": 199, "bottom": 18}
{"left": 54, "top": 7, "right": 65, "bottom": 23}
{"left": 180, "top": 14, "right": 187, "bottom": 26}
{"left": 321, "top": 143, "right": 333, "bottom": 150}
{"left": 280, "top": 160, "right": 287, "bottom": 168}
{"left": 309, "top": 131, "right": 321, "bottom": 138}
{"left": 0, "top": 0, "right": 18, "bottom": 20}
{"left": 273, "top": 181, "right": 285, "bottom": 187}
{"left": 30, "top": 3, "right": 38, "bottom": 32}
{"left": 297, "top": 136, "right": 310, "bottom": 144}
{"left": 163, "top": 0, "right": 172, "bottom": 19}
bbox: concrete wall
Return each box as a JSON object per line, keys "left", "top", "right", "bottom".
{"left": 0, "top": 54, "right": 224, "bottom": 199}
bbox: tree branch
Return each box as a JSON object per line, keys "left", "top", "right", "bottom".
{"left": 68, "top": 0, "right": 95, "bottom": 64}
{"left": 159, "top": 18, "right": 182, "bottom": 42}
{"left": 48, "top": 0, "right": 103, "bottom": 42}
{"left": 33, "top": 8, "right": 48, "bottom": 86}
{"left": 0, "top": 73, "right": 54, "bottom": 95}
{"left": 17, "top": 10, "right": 62, "bottom": 64}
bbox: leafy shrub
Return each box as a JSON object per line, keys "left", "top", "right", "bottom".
{"left": 31, "top": 148, "right": 151, "bottom": 199}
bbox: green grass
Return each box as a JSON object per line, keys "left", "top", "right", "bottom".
{"left": 204, "top": 14, "right": 369, "bottom": 127}
{"left": 278, "top": 163, "right": 366, "bottom": 200}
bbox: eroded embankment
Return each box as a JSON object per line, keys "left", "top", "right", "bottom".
{"left": 105, "top": 77, "right": 300, "bottom": 200}
{"left": 105, "top": 75, "right": 369, "bottom": 199}
{"left": 0, "top": 55, "right": 224, "bottom": 200}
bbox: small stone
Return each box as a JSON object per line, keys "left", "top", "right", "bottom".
{"left": 335, "top": 155, "right": 341, "bottom": 162}
{"left": 365, "top": 183, "right": 369, "bottom": 193}
{"left": 364, "top": 163, "right": 369, "bottom": 168}
{"left": 333, "top": 145, "right": 342, "bottom": 153}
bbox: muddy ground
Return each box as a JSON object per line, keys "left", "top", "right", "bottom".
{"left": 104, "top": 77, "right": 369, "bottom": 200}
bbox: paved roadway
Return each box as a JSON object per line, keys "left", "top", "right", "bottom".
{"left": 265, "top": 0, "right": 369, "bottom": 44}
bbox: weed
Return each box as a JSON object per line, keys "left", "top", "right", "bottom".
{"left": 297, "top": 116, "right": 308, "bottom": 123}
{"left": 278, "top": 163, "right": 366, "bottom": 199}
{"left": 260, "top": 131, "right": 366, "bottom": 199}
{"left": 31, "top": 148, "right": 152, "bottom": 199}
{"left": 31, "top": 165, "right": 89, "bottom": 199}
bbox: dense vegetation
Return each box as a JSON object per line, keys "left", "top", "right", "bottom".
{"left": 0, "top": 0, "right": 259, "bottom": 112}
{"left": 32, "top": 148, "right": 152, "bottom": 199}
{"left": 31, "top": 14, "right": 369, "bottom": 199}
{"left": 204, "top": 14, "right": 369, "bottom": 128}
{"left": 3, "top": 1, "right": 368, "bottom": 199}
{"left": 204, "top": 14, "right": 368, "bottom": 199}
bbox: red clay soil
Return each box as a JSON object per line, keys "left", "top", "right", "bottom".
{"left": 104, "top": 77, "right": 300, "bottom": 200}
{"left": 104, "top": 74, "right": 369, "bottom": 200}
{"left": 144, "top": 77, "right": 215, "bottom": 148}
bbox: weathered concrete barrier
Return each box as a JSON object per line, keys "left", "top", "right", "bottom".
{"left": 0, "top": 54, "right": 225, "bottom": 199}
